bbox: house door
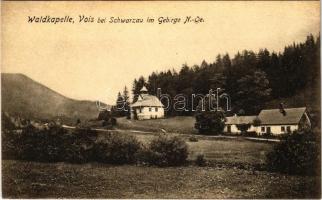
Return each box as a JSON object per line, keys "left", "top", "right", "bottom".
{"left": 133, "top": 110, "right": 138, "bottom": 120}
{"left": 266, "top": 127, "right": 271, "bottom": 134}
{"left": 227, "top": 125, "right": 231, "bottom": 133}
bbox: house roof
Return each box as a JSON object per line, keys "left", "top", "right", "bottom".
{"left": 258, "top": 107, "right": 306, "bottom": 125}
{"left": 225, "top": 115, "right": 257, "bottom": 125}
{"left": 131, "top": 94, "right": 163, "bottom": 108}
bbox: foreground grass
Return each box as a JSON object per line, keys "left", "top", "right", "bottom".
{"left": 2, "top": 160, "right": 320, "bottom": 198}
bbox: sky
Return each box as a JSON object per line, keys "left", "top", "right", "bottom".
{"left": 2, "top": 1, "right": 320, "bottom": 104}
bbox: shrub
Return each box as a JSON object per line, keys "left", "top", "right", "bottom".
{"left": 64, "top": 127, "right": 98, "bottom": 163}
{"left": 142, "top": 134, "right": 188, "bottom": 166}
{"left": 9, "top": 124, "right": 69, "bottom": 162}
{"left": 2, "top": 130, "right": 20, "bottom": 159}
{"left": 253, "top": 117, "right": 261, "bottom": 127}
{"left": 195, "top": 95, "right": 226, "bottom": 135}
{"left": 189, "top": 136, "right": 198, "bottom": 142}
{"left": 2, "top": 112, "right": 17, "bottom": 130}
{"left": 236, "top": 123, "right": 251, "bottom": 134}
{"left": 195, "top": 154, "right": 206, "bottom": 166}
{"left": 262, "top": 131, "right": 274, "bottom": 138}
{"left": 242, "top": 131, "right": 258, "bottom": 137}
{"left": 195, "top": 111, "right": 225, "bottom": 135}
{"left": 4, "top": 122, "right": 192, "bottom": 167}
{"left": 266, "top": 130, "right": 320, "bottom": 175}
{"left": 2, "top": 125, "right": 98, "bottom": 163}
{"left": 94, "top": 133, "right": 142, "bottom": 164}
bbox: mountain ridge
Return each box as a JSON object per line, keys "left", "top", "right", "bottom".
{"left": 1, "top": 73, "right": 104, "bottom": 123}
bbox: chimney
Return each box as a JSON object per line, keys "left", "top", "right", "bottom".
{"left": 279, "top": 103, "right": 286, "bottom": 116}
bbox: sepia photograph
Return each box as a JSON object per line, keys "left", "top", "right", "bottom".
{"left": 1, "top": 1, "right": 321, "bottom": 199}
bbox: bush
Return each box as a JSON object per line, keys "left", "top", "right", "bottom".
{"left": 195, "top": 154, "right": 206, "bottom": 166}
{"left": 236, "top": 123, "right": 251, "bottom": 134}
{"left": 266, "top": 130, "right": 320, "bottom": 175}
{"left": 2, "top": 130, "right": 21, "bottom": 159}
{"left": 2, "top": 125, "right": 98, "bottom": 163}
{"left": 2, "top": 123, "right": 189, "bottom": 167}
{"left": 64, "top": 127, "right": 98, "bottom": 163}
{"left": 94, "top": 133, "right": 142, "bottom": 164}
{"left": 141, "top": 134, "right": 188, "bottom": 166}
{"left": 262, "top": 131, "right": 274, "bottom": 138}
{"left": 253, "top": 117, "right": 261, "bottom": 127}
{"left": 189, "top": 136, "right": 198, "bottom": 142}
{"left": 2, "top": 112, "right": 17, "bottom": 130}
{"left": 2, "top": 123, "right": 142, "bottom": 165}
{"left": 8, "top": 124, "right": 69, "bottom": 162}
{"left": 195, "top": 111, "right": 225, "bottom": 135}
{"left": 241, "top": 131, "right": 258, "bottom": 137}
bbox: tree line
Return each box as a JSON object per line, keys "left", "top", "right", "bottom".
{"left": 129, "top": 34, "right": 320, "bottom": 116}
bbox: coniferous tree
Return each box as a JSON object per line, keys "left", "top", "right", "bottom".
{"left": 130, "top": 34, "right": 320, "bottom": 116}
{"left": 122, "top": 86, "right": 131, "bottom": 118}
{"left": 115, "top": 92, "right": 124, "bottom": 117}
{"left": 132, "top": 76, "right": 146, "bottom": 103}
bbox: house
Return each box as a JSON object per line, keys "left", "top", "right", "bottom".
{"left": 131, "top": 86, "right": 165, "bottom": 120}
{"left": 224, "top": 114, "right": 257, "bottom": 134}
{"left": 256, "top": 107, "right": 311, "bottom": 135}
{"left": 224, "top": 107, "right": 311, "bottom": 135}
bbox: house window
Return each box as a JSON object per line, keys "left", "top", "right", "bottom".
{"left": 139, "top": 108, "right": 142, "bottom": 113}
{"left": 287, "top": 126, "right": 291, "bottom": 132}
{"left": 149, "top": 107, "right": 152, "bottom": 112}
{"left": 155, "top": 107, "right": 158, "bottom": 112}
{"left": 261, "top": 126, "right": 265, "bottom": 132}
{"left": 281, "top": 126, "right": 285, "bottom": 132}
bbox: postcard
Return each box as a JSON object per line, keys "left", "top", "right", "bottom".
{"left": 1, "top": 1, "right": 320, "bottom": 198}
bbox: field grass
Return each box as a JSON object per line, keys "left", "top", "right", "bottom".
{"left": 116, "top": 116, "right": 198, "bottom": 134}
{"left": 2, "top": 160, "right": 320, "bottom": 198}
{"left": 187, "top": 138, "right": 271, "bottom": 166}
{"left": 112, "top": 130, "right": 272, "bottom": 167}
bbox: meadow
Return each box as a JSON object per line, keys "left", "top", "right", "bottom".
{"left": 116, "top": 116, "right": 198, "bottom": 134}
{"left": 3, "top": 159, "right": 319, "bottom": 198}
{"left": 2, "top": 117, "right": 320, "bottom": 198}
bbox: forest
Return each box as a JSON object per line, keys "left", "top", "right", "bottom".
{"left": 127, "top": 34, "right": 320, "bottom": 116}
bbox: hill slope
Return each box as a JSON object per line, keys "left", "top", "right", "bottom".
{"left": 1, "top": 73, "right": 103, "bottom": 122}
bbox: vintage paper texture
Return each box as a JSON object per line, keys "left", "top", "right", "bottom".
{"left": 1, "top": 1, "right": 321, "bottom": 199}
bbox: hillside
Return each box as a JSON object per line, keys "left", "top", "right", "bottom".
{"left": 264, "top": 79, "right": 320, "bottom": 127}
{"left": 1, "top": 73, "right": 103, "bottom": 123}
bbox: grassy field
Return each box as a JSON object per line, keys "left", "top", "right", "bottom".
{"left": 2, "top": 160, "right": 320, "bottom": 198}
{"left": 113, "top": 130, "right": 272, "bottom": 167}
{"left": 187, "top": 138, "right": 271, "bottom": 166}
{"left": 116, "top": 116, "right": 198, "bottom": 134}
